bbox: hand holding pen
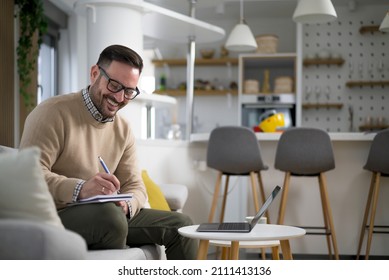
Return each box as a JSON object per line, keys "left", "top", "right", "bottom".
{"left": 99, "top": 156, "right": 126, "bottom": 213}
{"left": 77, "top": 158, "right": 120, "bottom": 200}
{"left": 98, "top": 156, "right": 118, "bottom": 195}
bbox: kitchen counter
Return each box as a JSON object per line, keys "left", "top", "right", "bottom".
{"left": 190, "top": 132, "right": 376, "bottom": 142}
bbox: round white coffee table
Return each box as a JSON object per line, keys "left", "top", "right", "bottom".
{"left": 178, "top": 224, "right": 306, "bottom": 260}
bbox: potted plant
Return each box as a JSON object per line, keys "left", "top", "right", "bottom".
{"left": 15, "top": 0, "right": 47, "bottom": 108}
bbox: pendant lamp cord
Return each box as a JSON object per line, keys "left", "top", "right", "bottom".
{"left": 240, "top": 0, "right": 244, "bottom": 21}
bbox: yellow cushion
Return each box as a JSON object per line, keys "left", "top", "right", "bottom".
{"left": 141, "top": 170, "right": 171, "bottom": 211}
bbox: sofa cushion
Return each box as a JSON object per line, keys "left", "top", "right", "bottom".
{"left": 0, "top": 147, "right": 64, "bottom": 228}
{"left": 0, "top": 219, "right": 86, "bottom": 259}
{"left": 86, "top": 244, "right": 160, "bottom": 260}
{"left": 158, "top": 184, "right": 188, "bottom": 211}
{"left": 142, "top": 170, "right": 170, "bottom": 211}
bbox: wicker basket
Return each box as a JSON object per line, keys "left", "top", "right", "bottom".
{"left": 274, "top": 76, "right": 293, "bottom": 93}
{"left": 256, "top": 34, "right": 278, "bottom": 54}
{"left": 244, "top": 80, "right": 259, "bottom": 93}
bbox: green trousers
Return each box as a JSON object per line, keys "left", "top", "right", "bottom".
{"left": 58, "top": 203, "right": 197, "bottom": 260}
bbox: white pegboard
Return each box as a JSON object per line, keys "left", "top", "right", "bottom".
{"left": 302, "top": 5, "right": 389, "bottom": 132}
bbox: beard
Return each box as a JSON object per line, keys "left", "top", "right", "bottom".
{"left": 89, "top": 82, "right": 125, "bottom": 119}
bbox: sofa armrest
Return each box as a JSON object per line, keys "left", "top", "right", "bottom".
{"left": 158, "top": 183, "right": 188, "bottom": 211}
{"left": 0, "top": 219, "right": 87, "bottom": 260}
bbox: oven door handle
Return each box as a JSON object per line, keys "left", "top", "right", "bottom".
{"left": 242, "top": 103, "right": 294, "bottom": 109}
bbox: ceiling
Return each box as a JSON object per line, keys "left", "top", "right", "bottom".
{"left": 52, "top": 0, "right": 389, "bottom": 21}
{"left": 143, "top": 0, "right": 388, "bottom": 20}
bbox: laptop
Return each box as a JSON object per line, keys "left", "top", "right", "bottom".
{"left": 196, "top": 185, "right": 282, "bottom": 233}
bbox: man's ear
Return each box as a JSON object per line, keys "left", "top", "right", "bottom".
{"left": 90, "top": 65, "right": 100, "bottom": 83}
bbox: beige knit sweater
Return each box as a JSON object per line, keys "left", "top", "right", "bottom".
{"left": 19, "top": 91, "right": 147, "bottom": 215}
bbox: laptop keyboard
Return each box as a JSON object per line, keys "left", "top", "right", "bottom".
{"left": 218, "top": 222, "right": 247, "bottom": 230}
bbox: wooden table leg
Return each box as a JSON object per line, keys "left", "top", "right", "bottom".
{"left": 271, "top": 246, "right": 280, "bottom": 260}
{"left": 230, "top": 241, "right": 240, "bottom": 260}
{"left": 221, "top": 247, "right": 229, "bottom": 260}
{"left": 197, "top": 240, "right": 210, "bottom": 260}
{"left": 279, "top": 240, "right": 293, "bottom": 260}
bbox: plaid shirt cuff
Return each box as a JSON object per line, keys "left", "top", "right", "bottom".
{"left": 126, "top": 200, "right": 133, "bottom": 219}
{"left": 72, "top": 180, "right": 85, "bottom": 202}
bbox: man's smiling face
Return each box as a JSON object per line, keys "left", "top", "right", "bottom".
{"left": 89, "top": 60, "right": 140, "bottom": 118}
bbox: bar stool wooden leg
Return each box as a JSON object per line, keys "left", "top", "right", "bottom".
{"left": 318, "top": 175, "right": 333, "bottom": 258}
{"left": 219, "top": 175, "right": 230, "bottom": 223}
{"left": 365, "top": 173, "right": 381, "bottom": 260}
{"left": 250, "top": 172, "right": 260, "bottom": 212}
{"left": 250, "top": 172, "right": 267, "bottom": 260}
{"left": 261, "top": 249, "right": 266, "bottom": 260}
{"left": 277, "top": 172, "right": 291, "bottom": 225}
{"left": 318, "top": 183, "right": 333, "bottom": 258}
{"left": 318, "top": 174, "right": 333, "bottom": 258}
{"left": 208, "top": 172, "right": 223, "bottom": 222}
{"left": 257, "top": 172, "right": 271, "bottom": 224}
{"left": 319, "top": 173, "right": 339, "bottom": 260}
{"left": 356, "top": 173, "right": 377, "bottom": 259}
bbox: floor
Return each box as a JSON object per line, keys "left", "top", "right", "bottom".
{"left": 207, "top": 248, "right": 389, "bottom": 260}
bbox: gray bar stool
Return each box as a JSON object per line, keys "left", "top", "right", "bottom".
{"left": 356, "top": 129, "right": 389, "bottom": 260}
{"left": 207, "top": 126, "right": 269, "bottom": 223}
{"left": 274, "top": 127, "right": 339, "bottom": 259}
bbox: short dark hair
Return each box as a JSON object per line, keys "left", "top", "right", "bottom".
{"left": 96, "top": 45, "right": 143, "bottom": 74}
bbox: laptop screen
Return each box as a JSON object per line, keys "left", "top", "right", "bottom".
{"left": 250, "top": 185, "right": 282, "bottom": 228}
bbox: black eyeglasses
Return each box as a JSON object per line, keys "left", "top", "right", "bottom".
{"left": 98, "top": 66, "right": 140, "bottom": 100}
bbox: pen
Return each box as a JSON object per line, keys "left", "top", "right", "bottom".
{"left": 98, "top": 156, "right": 110, "bottom": 174}
{"left": 98, "top": 156, "right": 119, "bottom": 195}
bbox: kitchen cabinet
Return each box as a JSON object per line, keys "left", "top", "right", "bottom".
{"left": 239, "top": 53, "right": 297, "bottom": 93}
{"left": 238, "top": 53, "right": 298, "bottom": 129}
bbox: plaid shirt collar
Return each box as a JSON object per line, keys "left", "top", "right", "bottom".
{"left": 82, "top": 87, "right": 114, "bottom": 123}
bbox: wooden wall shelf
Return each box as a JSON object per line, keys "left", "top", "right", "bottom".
{"left": 346, "top": 81, "right": 389, "bottom": 88}
{"left": 152, "top": 57, "right": 238, "bottom": 67}
{"left": 303, "top": 58, "right": 345, "bottom": 66}
{"left": 359, "top": 25, "right": 384, "bottom": 34}
{"left": 359, "top": 125, "right": 389, "bottom": 131}
{"left": 302, "top": 103, "right": 343, "bottom": 109}
{"left": 154, "top": 89, "right": 238, "bottom": 96}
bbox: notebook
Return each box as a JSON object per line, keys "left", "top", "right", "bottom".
{"left": 196, "top": 185, "right": 282, "bottom": 233}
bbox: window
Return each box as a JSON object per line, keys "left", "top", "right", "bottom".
{"left": 37, "top": 0, "right": 67, "bottom": 104}
{"left": 37, "top": 33, "right": 57, "bottom": 104}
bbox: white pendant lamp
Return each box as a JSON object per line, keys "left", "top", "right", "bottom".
{"left": 379, "top": 11, "right": 389, "bottom": 32}
{"left": 293, "top": 0, "right": 337, "bottom": 24}
{"left": 225, "top": 0, "right": 257, "bottom": 52}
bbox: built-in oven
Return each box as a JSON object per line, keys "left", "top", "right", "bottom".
{"left": 240, "top": 93, "right": 296, "bottom": 130}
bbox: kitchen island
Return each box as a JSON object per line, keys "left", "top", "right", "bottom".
{"left": 136, "top": 131, "right": 388, "bottom": 258}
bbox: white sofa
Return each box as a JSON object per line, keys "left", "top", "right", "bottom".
{"left": 0, "top": 145, "right": 188, "bottom": 260}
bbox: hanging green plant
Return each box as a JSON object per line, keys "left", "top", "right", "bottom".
{"left": 15, "top": 0, "right": 47, "bottom": 108}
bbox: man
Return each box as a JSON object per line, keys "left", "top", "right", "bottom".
{"left": 19, "top": 44, "right": 197, "bottom": 259}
